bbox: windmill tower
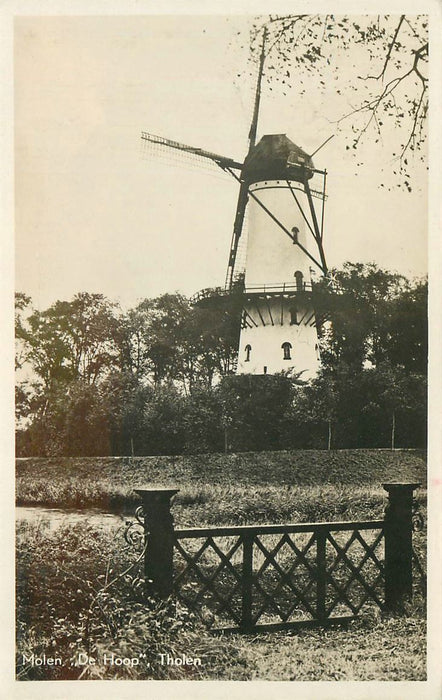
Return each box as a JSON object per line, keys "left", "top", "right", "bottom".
{"left": 235, "top": 134, "right": 327, "bottom": 378}
{"left": 141, "top": 29, "right": 328, "bottom": 379}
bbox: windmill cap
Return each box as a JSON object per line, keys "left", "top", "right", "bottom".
{"left": 242, "top": 134, "right": 314, "bottom": 184}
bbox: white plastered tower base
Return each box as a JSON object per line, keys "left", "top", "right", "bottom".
{"left": 236, "top": 175, "right": 321, "bottom": 378}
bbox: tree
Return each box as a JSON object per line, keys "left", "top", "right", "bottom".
{"left": 183, "top": 289, "right": 242, "bottom": 388}
{"left": 130, "top": 294, "right": 193, "bottom": 386}
{"left": 16, "top": 380, "right": 111, "bottom": 457}
{"left": 244, "top": 14, "right": 428, "bottom": 187}
{"left": 15, "top": 263, "right": 427, "bottom": 455}
{"left": 314, "top": 262, "right": 411, "bottom": 371}
{"left": 385, "top": 279, "right": 427, "bottom": 372}
{"left": 18, "top": 293, "right": 119, "bottom": 392}
{"left": 141, "top": 383, "right": 186, "bottom": 455}
{"left": 15, "top": 292, "right": 121, "bottom": 452}
{"left": 361, "top": 361, "right": 426, "bottom": 449}
{"left": 218, "top": 373, "right": 297, "bottom": 452}
{"left": 116, "top": 291, "right": 241, "bottom": 391}
{"left": 100, "top": 371, "right": 151, "bottom": 456}
{"left": 15, "top": 292, "right": 32, "bottom": 371}
{"left": 293, "top": 370, "right": 340, "bottom": 449}
{"left": 114, "top": 308, "right": 150, "bottom": 381}
{"left": 182, "top": 383, "right": 224, "bottom": 454}
{"left": 60, "top": 382, "right": 111, "bottom": 456}
{"left": 15, "top": 292, "right": 35, "bottom": 430}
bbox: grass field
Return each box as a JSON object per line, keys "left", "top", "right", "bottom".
{"left": 16, "top": 448, "right": 427, "bottom": 515}
{"left": 16, "top": 449, "right": 427, "bottom": 681}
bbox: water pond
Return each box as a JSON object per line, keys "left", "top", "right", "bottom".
{"left": 16, "top": 505, "right": 129, "bottom": 531}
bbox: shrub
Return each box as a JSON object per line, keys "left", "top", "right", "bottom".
{"left": 17, "top": 521, "right": 194, "bottom": 679}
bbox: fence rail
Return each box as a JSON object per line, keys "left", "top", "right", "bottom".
{"left": 134, "top": 483, "right": 420, "bottom": 632}
{"left": 174, "top": 520, "right": 384, "bottom": 537}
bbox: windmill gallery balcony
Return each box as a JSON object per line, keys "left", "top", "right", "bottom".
{"left": 191, "top": 281, "right": 313, "bottom": 307}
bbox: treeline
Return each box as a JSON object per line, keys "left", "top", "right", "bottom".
{"left": 15, "top": 263, "right": 427, "bottom": 456}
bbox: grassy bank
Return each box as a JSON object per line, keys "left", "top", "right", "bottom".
{"left": 15, "top": 483, "right": 428, "bottom": 528}
{"left": 16, "top": 517, "right": 426, "bottom": 681}
{"left": 16, "top": 449, "right": 427, "bottom": 515}
{"left": 16, "top": 449, "right": 427, "bottom": 680}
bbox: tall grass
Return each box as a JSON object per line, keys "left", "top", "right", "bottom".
{"left": 16, "top": 520, "right": 248, "bottom": 681}
{"left": 16, "top": 450, "right": 427, "bottom": 681}
{"left": 16, "top": 477, "right": 427, "bottom": 531}
{"left": 16, "top": 449, "right": 427, "bottom": 510}
{"left": 16, "top": 513, "right": 427, "bottom": 681}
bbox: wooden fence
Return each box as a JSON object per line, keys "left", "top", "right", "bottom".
{"left": 134, "top": 483, "right": 421, "bottom": 632}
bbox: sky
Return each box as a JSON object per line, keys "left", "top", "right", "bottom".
{"left": 15, "top": 14, "right": 428, "bottom": 311}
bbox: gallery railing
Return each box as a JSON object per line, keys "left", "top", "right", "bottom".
{"left": 191, "top": 281, "right": 313, "bottom": 305}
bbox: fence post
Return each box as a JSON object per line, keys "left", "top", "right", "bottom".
{"left": 135, "top": 487, "right": 179, "bottom": 598}
{"left": 241, "top": 533, "right": 253, "bottom": 630}
{"left": 383, "top": 482, "right": 420, "bottom": 611}
{"left": 316, "top": 526, "right": 327, "bottom": 622}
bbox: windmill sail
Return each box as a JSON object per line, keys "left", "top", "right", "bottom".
{"left": 140, "top": 132, "right": 242, "bottom": 171}
{"left": 140, "top": 29, "right": 268, "bottom": 292}
{"left": 225, "top": 28, "right": 268, "bottom": 291}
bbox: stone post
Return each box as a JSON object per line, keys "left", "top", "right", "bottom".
{"left": 135, "top": 487, "right": 179, "bottom": 598}
{"left": 383, "top": 482, "right": 420, "bottom": 611}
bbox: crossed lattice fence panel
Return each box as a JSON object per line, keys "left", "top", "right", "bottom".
{"left": 324, "top": 527, "right": 385, "bottom": 617}
{"left": 173, "top": 521, "right": 385, "bottom": 630}
{"left": 250, "top": 531, "right": 318, "bottom": 625}
{"left": 173, "top": 534, "right": 244, "bottom": 626}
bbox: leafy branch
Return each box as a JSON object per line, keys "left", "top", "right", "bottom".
{"left": 245, "top": 14, "right": 428, "bottom": 187}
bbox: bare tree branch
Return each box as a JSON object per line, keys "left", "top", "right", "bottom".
{"left": 366, "top": 15, "right": 405, "bottom": 81}
{"left": 400, "top": 83, "right": 427, "bottom": 161}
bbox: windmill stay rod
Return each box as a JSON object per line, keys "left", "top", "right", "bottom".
{"left": 286, "top": 180, "right": 317, "bottom": 240}
{"left": 226, "top": 168, "right": 325, "bottom": 274}
{"left": 249, "top": 190, "right": 324, "bottom": 272}
{"left": 304, "top": 179, "right": 328, "bottom": 273}
{"left": 249, "top": 188, "right": 326, "bottom": 274}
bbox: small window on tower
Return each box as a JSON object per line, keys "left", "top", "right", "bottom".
{"left": 290, "top": 302, "right": 298, "bottom": 326}
{"left": 282, "top": 342, "right": 292, "bottom": 360}
{"left": 245, "top": 344, "right": 251, "bottom": 362}
{"left": 295, "top": 270, "right": 304, "bottom": 291}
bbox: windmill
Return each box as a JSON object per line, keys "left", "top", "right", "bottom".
{"left": 141, "top": 28, "right": 329, "bottom": 379}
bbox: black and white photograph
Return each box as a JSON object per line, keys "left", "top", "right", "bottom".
{"left": 6, "top": 3, "right": 442, "bottom": 697}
